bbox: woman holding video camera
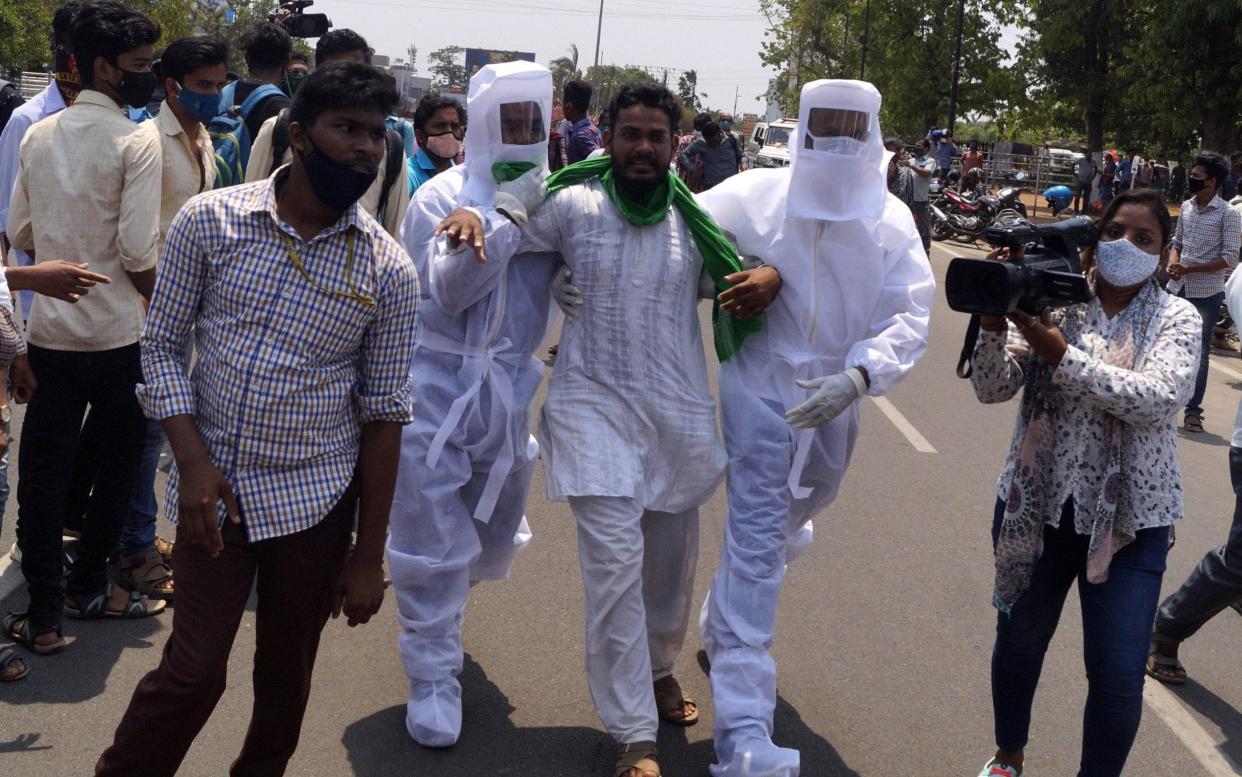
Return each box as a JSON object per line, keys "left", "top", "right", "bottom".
{"left": 968, "top": 189, "right": 1201, "bottom": 777}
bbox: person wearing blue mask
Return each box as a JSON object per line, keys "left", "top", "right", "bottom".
{"left": 104, "top": 36, "right": 227, "bottom": 605}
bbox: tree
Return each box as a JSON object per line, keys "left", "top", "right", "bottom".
{"left": 677, "top": 69, "right": 703, "bottom": 113}
{"left": 549, "top": 43, "right": 581, "bottom": 99}
{"left": 583, "top": 63, "right": 657, "bottom": 113}
{"left": 0, "top": 0, "right": 53, "bottom": 74}
{"left": 406, "top": 44, "right": 418, "bottom": 75}
{"left": 428, "top": 45, "right": 466, "bottom": 92}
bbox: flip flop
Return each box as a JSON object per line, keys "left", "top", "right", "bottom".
{"left": 1146, "top": 650, "right": 1187, "bottom": 685}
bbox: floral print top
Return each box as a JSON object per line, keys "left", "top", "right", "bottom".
{"left": 972, "top": 292, "right": 1202, "bottom": 534}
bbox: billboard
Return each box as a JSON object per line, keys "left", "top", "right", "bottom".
{"left": 465, "top": 48, "right": 536, "bottom": 81}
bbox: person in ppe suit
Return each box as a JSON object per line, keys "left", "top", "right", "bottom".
{"left": 696, "top": 80, "right": 935, "bottom": 776}
{"left": 386, "top": 60, "right": 558, "bottom": 749}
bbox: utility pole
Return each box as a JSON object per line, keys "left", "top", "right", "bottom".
{"left": 946, "top": 0, "right": 965, "bottom": 132}
{"left": 733, "top": 85, "right": 740, "bottom": 116}
{"left": 859, "top": 0, "right": 872, "bottom": 80}
{"left": 593, "top": 0, "right": 605, "bottom": 68}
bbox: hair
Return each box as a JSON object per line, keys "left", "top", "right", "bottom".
{"left": 1193, "top": 151, "right": 1229, "bottom": 189}
{"left": 1082, "top": 188, "right": 1172, "bottom": 272}
{"left": 159, "top": 36, "right": 227, "bottom": 84}
{"left": 240, "top": 21, "right": 291, "bottom": 73}
{"left": 413, "top": 92, "right": 465, "bottom": 133}
{"left": 70, "top": 3, "right": 160, "bottom": 89}
{"left": 288, "top": 51, "right": 309, "bottom": 67}
{"left": 314, "top": 28, "right": 370, "bottom": 66}
{"left": 692, "top": 111, "right": 711, "bottom": 132}
{"left": 288, "top": 61, "right": 398, "bottom": 128}
{"left": 606, "top": 82, "right": 681, "bottom": 134}
{"left": 563, "top": 79, "right": 592, "bottom": 113}
{"left": 916, "top": 137, "right": 931, "bottom": 151}
{"left": 52, "top": 0, "right": 92, "bottom": 49}
{"left": 702, "top": 120, "right": 721, "bottom": 139}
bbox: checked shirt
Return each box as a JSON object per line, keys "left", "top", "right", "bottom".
{"left": 138, "top": 170, "right": 420, "bottom": 541}
{"left": 1168, "top": 194, "right": 1241, "bottom": 298}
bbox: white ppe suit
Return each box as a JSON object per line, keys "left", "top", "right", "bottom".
{"left": 387, "top": 61, "right": 558, "bottom": 748}
{"left": 695, "top": 79, "right": 935, "bottom": 776}
{"left": 520, "top": 175, "right": 728, "bottom": 745}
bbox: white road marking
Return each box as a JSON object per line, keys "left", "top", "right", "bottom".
{"left": 1210, "top": 359, "right": 1242, "bottom": 382}
{"left": 1143, "top": 682, "right": 1242, "bottom": 777}
{"left": 869, "top": 396, "right": 937, "bottom": 453}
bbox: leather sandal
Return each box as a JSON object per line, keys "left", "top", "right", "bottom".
{"left": 119, "top": 547, "right": 175, "bottom": 600}
{"left": 654, "top": 674, "right": 699, "bottom": 726}
{"left": 615, "top": 741, "right": 660, "bottom": 777}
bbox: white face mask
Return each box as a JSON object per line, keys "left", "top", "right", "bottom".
{"left": 807, "top": 136, "right": 868, "bottom": 157}
{"left": 1095, "top": 237, "right": 1159, "bottom": 287}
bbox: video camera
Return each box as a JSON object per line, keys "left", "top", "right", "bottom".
{"left": 271, "top": 0, "right": 331, "bottom": 39}
{"left": 945, "top": 215, "right": 1097, "bottom": 317}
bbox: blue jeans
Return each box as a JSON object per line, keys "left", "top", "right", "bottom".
{"left": 1180, "top": 289, "right": 1224, "bottom": 417}
{"left": 990, "top": 499, "right": 1170, "bottom": 777}
{"left": 117, "top": 417, "right": 165, "bottom": 557}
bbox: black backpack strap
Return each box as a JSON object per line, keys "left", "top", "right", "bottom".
{"left": 956, "top": 314, "right": 982, "bottom": 379}
{"left": 269, "top": 109, "right": 291, "bottom": 175}
{"left": 375, "top": 128, "right": 404, "bottom": 221}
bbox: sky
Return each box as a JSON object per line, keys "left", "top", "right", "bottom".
{"left": 311, "top": 0, "right": 780, "bottom": 116}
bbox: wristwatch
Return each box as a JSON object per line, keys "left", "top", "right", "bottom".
{"left": 0, "top": 404, "right": 11, "bottom": 424}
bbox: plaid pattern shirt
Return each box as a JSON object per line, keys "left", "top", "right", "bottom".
{"left": 1168, "top": 194, "right": 1242, "bottom": 298}
{"left": 138, "top": 171, "right": 420, "bottom": 541}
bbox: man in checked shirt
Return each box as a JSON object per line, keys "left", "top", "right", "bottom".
{"left": 1166, "top": 151, "right": 1242, "bottom": 434}
{"left": 95, "top": 62, "right": 419, "bottom": 777}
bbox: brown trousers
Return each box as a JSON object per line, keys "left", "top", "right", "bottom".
{"left": 95, "top": 486, "right": 356, "bottom": 777}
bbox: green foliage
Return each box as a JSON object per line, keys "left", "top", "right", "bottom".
{"left": 677, "top": 69, "right": 702, "bottom": 112}
{"left": 428, "top": 45, "right": 466, "bottom": 92}
{"left": 548, "top": 43, "right": 581, "bottom": 99}
{"left": 758, "top": 0, "right": 1023, "bottom": 140}
{"left": 582, "top": 63, "right": 657, "bottom": 114}
{"left": 0, "top": 0, "right": 54, "bottom": 74}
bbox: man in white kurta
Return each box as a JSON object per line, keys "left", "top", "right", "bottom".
{"left": 696, "top": 80, "right": 935, "bottom": 776}
{"left": 518, "top": 89, "right": 748, "bottom": 762}
{"left": 386, "top": 61, "right": 558, "bottom": 748}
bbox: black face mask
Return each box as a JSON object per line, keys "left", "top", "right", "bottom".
{"left": 115, "top": 68, "right": 157, "bottom": 109}
{"left": 1187, "top": 177, "right": 1208, "bottom": 194}
{"left": 299, "top": 135, "right": 377, "bottom": 211}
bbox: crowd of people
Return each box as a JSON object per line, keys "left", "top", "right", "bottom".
{"left": 1, "top": 4, "right": 1241, "bottom": 777}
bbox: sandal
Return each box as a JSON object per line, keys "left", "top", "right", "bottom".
{"left": 1146, "top": 650, "right": 1187, "bottom": 685}
{"left": 0, "top": 645, "right": 29, "bottom": 681}
{"left": 65, "top": 584, "right": 166, "bottom": 620}
{"left": 118, "top": 547, "right": 175, "bottom": 600}
{"left": 2, "top": 612, "right": 66, "bottom": 655}
{"left": 615, "top": 741, "right": 660, "bottom": 777}
{"left": 653, "top": 674, "right": 699, "bottom": 726}
{"left": 154, "top": 537, "right": 175, "bottom": 565}
{"left": 1184, "top": 414, "right": 1204, "bottom": 433}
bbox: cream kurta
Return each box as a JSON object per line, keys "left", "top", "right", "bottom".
{"left": 150, "top": 101, "right": 215, "bottom": 250}
{"left": 520, "top": 180, "right": 727, "bottom": 513}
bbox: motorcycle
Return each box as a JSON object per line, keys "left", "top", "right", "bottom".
{"left": 931, "top": 185, "right": 1028, "bottom": 242}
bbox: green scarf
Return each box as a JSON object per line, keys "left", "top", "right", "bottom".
{"left": 544, "top": 156, "right": 760, "bottom": 361}
{"left": 493, "top": 161, "right": 536, "bottom": 183}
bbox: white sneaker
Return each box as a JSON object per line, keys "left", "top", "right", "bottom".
{"left": 404, "top": 678, "right": 462, "bottom": 748}
{"left": 977, "top": 758, "right": 1022, "bottom": 777}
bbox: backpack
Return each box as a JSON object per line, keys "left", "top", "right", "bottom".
{"left": 207, "top": 82, "right": 284, "bottom": 188}
{"left": 269, "top": 109, "right": 405, "bottom": 218}
{"left": 0, "top": 81, "right": 25, "bottom": 136}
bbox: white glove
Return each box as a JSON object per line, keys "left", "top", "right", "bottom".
{"left": 784, "top": 368, "right": 867, "bottom": 429}
{"left": 495, "top": 168, "right": 547, "bottom": 225}
{"left": 552, "top": 266, "right": 583, "bottom": 321}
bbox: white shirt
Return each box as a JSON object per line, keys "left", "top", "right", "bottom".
{"left": 520, "top": 181, "right": 727, "bottom": 512}
{"left": 245, "top": 113, "right": 409, "bottom": 237}
{"left": 6, "top": 90, "right": 161, "bottom": 351}
{"left": 149, "top": 101, "right": 215, "bottom": 251}
{"left": 0, "top": 82, "right": 69, "bottom": 314}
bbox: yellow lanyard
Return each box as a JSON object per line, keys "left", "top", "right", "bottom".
{"left": 279, "top": 229, "right": 375, "bottom": 307}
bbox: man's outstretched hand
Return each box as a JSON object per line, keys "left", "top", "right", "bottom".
{"left": 434, "top": 209, "right": 487, "bottom": 263}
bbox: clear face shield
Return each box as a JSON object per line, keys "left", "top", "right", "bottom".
{"left": 802, "top": 107, "right": 871, "bottom": 157}
{"left": 498, "top": 101, "right": 546, "bottom": 146}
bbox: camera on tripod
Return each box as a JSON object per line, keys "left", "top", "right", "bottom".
{"left": 270, "top": 0, "right": 331, "bottom": 39}
{"left": 945, "top": 214, "right": 1097, "bottom": 317}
